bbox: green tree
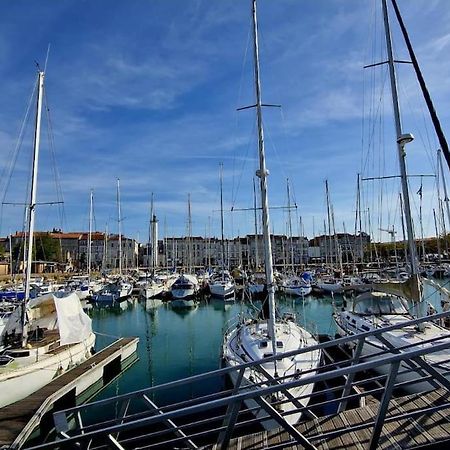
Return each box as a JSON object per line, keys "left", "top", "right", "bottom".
{"left": 34, "top": 234, "right": 61, "bottom": 262}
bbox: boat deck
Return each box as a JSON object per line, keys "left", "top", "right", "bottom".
{"left": 208, "top": 387, "right": 450, "bottom": 449}
{"left": 0, "top": 336, "right": 138, "bottom": 449}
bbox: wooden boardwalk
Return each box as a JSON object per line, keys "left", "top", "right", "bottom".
{"left": 0, "top": 337, "right": 138, "bottom": 449}
{"left": 210, "top": 388, "right": 450, "bottom": 449}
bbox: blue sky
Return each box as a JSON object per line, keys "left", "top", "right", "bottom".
{"left": 0, "top": 0, "right": 449, "bottom": 243}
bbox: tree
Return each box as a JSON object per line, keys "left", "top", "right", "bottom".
{"left": 34, "top": 234, "right": 61, "bottom": 262}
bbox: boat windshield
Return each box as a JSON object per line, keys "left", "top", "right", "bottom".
{"left": 353, "top": 293, "right": 409, "bottom": 315}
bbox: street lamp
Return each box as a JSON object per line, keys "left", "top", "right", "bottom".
{"left": 397, "top": 133, "right": 414, "bottom": 146}
{"left": 397, "top": 133, "right": 414, "bottom": 157}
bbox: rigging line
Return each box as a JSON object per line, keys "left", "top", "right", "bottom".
{"left": 231, "top": 20, "right": 252, "bottom": 210}
{"left": 396, "top": 69, "right": 437, "bottom": 175}
{"left": 361, "top": 0, "right": 379, "bottom": 176}
{"left": 44, "top": 91, "right": 66, "bottom": 230}
{"left": 230, "top": 118, "right": 257, "bottom": 210}
{"left": 0, "top": 77, "right": 37, "bottom": 207}
{"left": 43, "top": 44, "right": 51, "bottom": 74}
{"left": 390, "top": 0, "right": 450, "bottom": 174}
{"left": 362, "top": 66, "right": 389, "bottom": 176}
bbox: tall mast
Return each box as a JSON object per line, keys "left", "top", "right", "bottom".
{"left": 187, "top": 193, "right": 192, "bottom": 273}
{"left": 438, "top": 149, "right": 450, "bottom": 231}
{"left": 151, "top": 212, "right": 158, "bottom": 273}
{"left": 253, "top": 177, "right": 259, "bottom": 268}
{"left": 9, "top": 233, "right": 13, "bottom": 279}
{"left": 433, "top": 209, "right": 441, "bottom": 262}
{"left": 88, "top": 189, "right": 93, "bottom": 280}
{"left": 390, "top": 0, "right": 450, "bottom": 173}
{"left": 117, "top": 178, "right": 122, "bottom": 276}
{"left": 286, "top": 178, "right": 294, "bottom": 271}
{"left": 251, "top": 0, "right": 277, "bottom": 354}
{"left": 23, "top": 70, "right": 45, "bottom": 347}
{"left": 325, "top": 180, "right": 333, "bottom": 267}
{"left": 219, "top": 163, "right": 226, "bottom": 275}
{"left": 147, "top": 193, "right": 154, "bottom": 271}
{"left": 382, "top": 0, "right": 421, "bottom": 307}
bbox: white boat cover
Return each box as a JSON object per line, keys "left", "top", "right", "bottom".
{"left": 53, "top": 293, "right": 93, "bottom": 345}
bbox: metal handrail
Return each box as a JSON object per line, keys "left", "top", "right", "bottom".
{"left": 23, "top": 311, "right": 450, "bottom": 450}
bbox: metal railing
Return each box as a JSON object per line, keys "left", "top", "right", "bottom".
{"left": 24, "top": 310, "right": 450, "bottom": 450}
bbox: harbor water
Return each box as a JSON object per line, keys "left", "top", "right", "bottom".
{"left": 89, "top": 292, "right": 337, "bottom": 407}
{"left": 89, "top": 279, "right": 449, "bottom": 406}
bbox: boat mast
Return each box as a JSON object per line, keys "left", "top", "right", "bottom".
{"left": 147, "top": 193, "right": 154, "bottom": 272}
{"left": 382, "top": 0, "right": 421, "bottom": 308}
{"left": 325, "top": 180, "right": 333, "bottom": 268}
{"left": 151, "top": 212, "right": 158, "bottom": 274}
{"left": 9, "top": 233, "right": 13, "bottom": 279}
{"left": 438, "top": 149, "right": 450, "bottom": 231}
{"left": 390, "top": 0, "right": 450, "bottom": 172}
{"left": 23, "top": 70, "right": 45, "bottom": 347}
{"left": 219, "top": 163, "right": 226, "bottom": 276}
{"left": 117, "top": 178, "right": 122, "bottom": 276}
{"left": 187, "top": 193, "right": 192, "bottom": 273}
{"left": 286, "top": 178, "right": 295, "bottom": 272}
{"left": 251, "top": 0, "right": 277, "bottom": 356}
{"left": 253, "top": 177, "right": 259, "bottom": 269}
{"left": 88, "top": 189, "right": 93, "bottom": 280}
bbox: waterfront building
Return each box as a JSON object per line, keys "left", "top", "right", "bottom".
{"left": 308, "top": 232, "right": 371, "bottom": 264}
{"left": 3, "top": 230, "right": 370, "bottom": 273}
{"left": 8, "top": 230, "right": 138, "bottom": 273}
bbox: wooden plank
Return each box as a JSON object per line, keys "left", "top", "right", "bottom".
{"left": 320, "top": 415, "right": 345, "bottom": 449}
{"left": 341, "top": 410, "right": 370, "bottom": 449}
{"left": 212, "top": 389, "right": 450, "bottom": 449}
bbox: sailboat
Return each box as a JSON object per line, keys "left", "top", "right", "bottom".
{"left": 209, "top": 164, "right": 236, "bottom": 300}
{"left": 222, "top": 0, "right": 321, "bottom": 428}
{"left": 171, "top": 194, "right": 199, "bottom": 307}
{"left": 334, "top": 0, "right": 450, "bottom": 394}
{"left": 0, "top": 69, "right": 96, "bottom": 408}
{"left": 280, "top": 179, "right": 312, "bottom": 297}
{"left": 93, "top": 179, "right": 132, "bottom": 307}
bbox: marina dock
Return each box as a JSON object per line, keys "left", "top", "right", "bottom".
{"left": 209, "top": 387, "right": 450, "bottom": 449}
{"left": 0, "top": 337, "right": 138, "bottom": 450}
{"left": 21, "top": 310, "right": 450, "bottom": 450}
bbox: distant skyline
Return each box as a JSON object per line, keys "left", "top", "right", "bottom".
{"left": 0, "top": 0, "right": 449, "bottom": 244}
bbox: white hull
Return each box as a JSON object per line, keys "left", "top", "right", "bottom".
{"left": 171, "top": 274, "right": 199, "bottom": 300}
{"left": 316, "top": 281, "right": 343, "bottom": 294}
{"left": 140, "top": 284, "right": 164, "bottom": 299}
{"left": 282, "top": 285, "right": 312, "bottom": 297}
{"left": 0, "top": 332, "right": 96, "bottom": 408}
{"left": 119, "top": 283, "right": 133, "bottom": 299}
{"left": 209, "top": 281, "right": 235, "bottom": 299}
{"left": 335, "top": 309, "right": 450, "bottom": 394}
{"left": 223, "top": 319, "right": 320, "bottom": 429}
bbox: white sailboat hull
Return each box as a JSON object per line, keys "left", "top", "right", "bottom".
{"left": 0, "top": 332, "right": 96, "bottom": 408}
{"left": 223, "top": 319, "right": 320, "bottom": 429}
{"left": 335, "top": 312, "right": 450, "bottom": 394}
{"left": 316, "top": 281, "right": 343, "bottom": 294}
{"left": 282, "top": 285, "right": 312, "bottom": 297}
{"left": 209, "top": 281, "right": 235, "bottom": 299}
{"left": 140, "top": 284, "right": 165, "bottom": 299}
